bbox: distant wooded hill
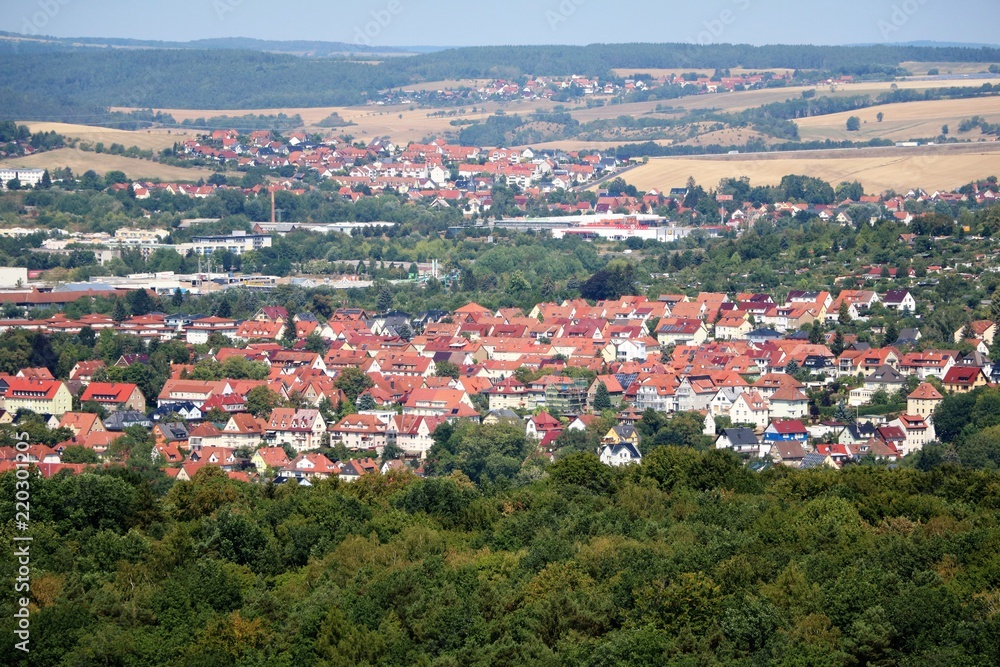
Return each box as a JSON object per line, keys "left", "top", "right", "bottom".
{"left": 2, "top": 40, "right": 999, "bottom": 125}
{"left": 0, "top": 31, "right": 429, "bottom": 55}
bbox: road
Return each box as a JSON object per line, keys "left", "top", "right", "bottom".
{"left": 574, "top": 162, "right": 643, "bottom": 192}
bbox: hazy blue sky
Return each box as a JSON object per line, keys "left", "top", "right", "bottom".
{"left": 3, "top": 0, "right": 997, "bottom": 48}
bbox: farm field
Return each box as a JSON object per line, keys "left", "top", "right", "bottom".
{"left": 526, "top": 139, "right": 671, "bottom": 152}
{"left": 611, "top": 67, "right": 797, "bottom": 78}
{"left": 899, "top": 61, "right": 998, "bottom": 75}
{"left": 795, "top": 96, "right": 1000, "bottom": 142}
{"left": 660, "top": 77, "right": 1000, "bottom": 114}
{"left": 522, "top": 128, "right": 769, "bottom": 152}
{"left": 617, "top": 143, "right": 1000, "bottom": 195}
{"left": 400, "top": 79, "right": 491, "bottom": 92}
{"left": 497, "top": 76, "right": 1000, "bottom": 122}
{"left": 97, "top": 74, "right": 1000, "bottom": 146}
{"left": 539, "top": 77, "right": 1000, "bottom": 121}
{"left": 515, "top": 83, "right": 1000, "bottom": 147}
{"left": 0, "top": 147, "right": 216, "bottom": 181}
{"left": 19, "top": 122, "right": 198, "bottom": 152}
{"left": 129, "top": 102, "right": 508, "bottom": 144}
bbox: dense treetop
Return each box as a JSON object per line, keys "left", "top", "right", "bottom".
{"left": 4, "top": 447, "right": 1000, "bottom": 665}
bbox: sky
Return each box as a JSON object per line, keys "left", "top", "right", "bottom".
{"left": 3, "top": 0, "right": 997, "bottom": 49}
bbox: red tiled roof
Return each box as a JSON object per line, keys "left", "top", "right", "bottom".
{"left": 255, "top": 447, "right": 290, "bottom": 468}
{"left": 80, "top": 382, "right": 138, "bottom": 404}
{"left": 908, "top": 382, "right": 943, "bottom": 400}
{"left": 0, "top": 288, "right": 133, "bottom": 305}
{"left": 769, "top": 386, "right": 808, "bottom": 402}
{"left": 943, "top": 367, "right": 983, "bottom": 385}
{"left": 769, "top": 419, "right": 807, "bottom": 434}
{"left": 4, "top": 378, "right": 63, "bottom": 400}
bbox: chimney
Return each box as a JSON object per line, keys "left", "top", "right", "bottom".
{"left": 271, "top": 189, "right": 276, "bottom": 224}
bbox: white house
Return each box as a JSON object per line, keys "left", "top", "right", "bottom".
{"left": 614, "top": 339, "right": 648, "bottom": 362}
{"left": 888, "top": 414, "right": 936, "bottom": 456}
{"left": 768, "top": 386, "right": 809, "bottom": 420}
{"left": 882, "top": 289, "right": 917, "bottom": 313}
{"left": 710, "top": 386, "right": 743, "bottom": 417}
{"left": 386, "top": 414, "right": 445, "bottom": 459}
{"left": 598, "top": 442, "right": 642, "bottom": 467}
{"left": 266, "top": 408, "right": 327, "bottom": 452}
{"left": 715, "top": 428, "right": 764, "bottom": 456}
{"left": 729, "top": 392, "right": 770, "bottom": 430}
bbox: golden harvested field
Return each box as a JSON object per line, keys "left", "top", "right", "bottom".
{"left": 137, "top": 86, "right": 829, "bottom": 132}
{"left": 618, "top": 143, "right": 1000, "bottom": 195}
{"left": 116, "top": 105, "right": 338, "bottom": 126}
{"left": 682, "top": 128, "right": 770, "bottom": 147}
{"left": 135, "top": 103, "right": 514, "bottom": 144}
{"left": 565, "top": 100, "right": 674, "bottom": 123}
{"left": 574, "top": 77, "right": 1000, "bottom": 117}
{"left": 122, "top": 98, "right": 666, "bottom": 145}
{"left": 525, "top": 127, "right": 769, "bottom": 151}
{"left": 400, "top": 79, "right": 491, "bottom": 92}
{"left": 900, "top": 62, "right": 998, "bottom": 75}
{"left": 0, "top": 148, "right": 216, "bottom": 181}
{"left": 528, "top": 139, "right": 672, "bottom": 152}
{"left": 844, "top": 78, "right": 1000, "bottom": 92}
{"left": 542, "top": 81, "right": 985, "bottom": 120}
{"left": 19, "top": 122, "right": 199, "bottom": 152}
{"left": 611, "top": 68, "right": 797, "bottom": 78}
{"left": 661, "top": 78, "right": 1000, "bottom": 114}
{"left": 795, "top": 96, "right": 1000, "bottom": 142}
{"left": 563, "top": 78, "right": 1000, "bottom": 120}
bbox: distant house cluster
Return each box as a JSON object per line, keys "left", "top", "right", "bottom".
{"left": 168, "top": 133, "right": 625, "bottom": 213}
{"left": 370, "top": 72, "right": 795, "bottom": 107}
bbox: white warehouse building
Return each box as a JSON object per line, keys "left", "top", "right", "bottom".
{"left": 0, "top": 168, "right": 46, "bottom": 189}
{"left": 0, "top": 267, "right": 29, "bottom": 288}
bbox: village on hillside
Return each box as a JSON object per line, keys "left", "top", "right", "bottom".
{"left": 167, "top": 130, "right": 623, "bottom": 199}
{"left": 2, "top": 286, "right": 992, "bottom": 482}
{"left": 157, "top": 129, "right": 1000, "bottom": 216}
{"left": 370, "top": 71, "right": 803, "bottom": 106}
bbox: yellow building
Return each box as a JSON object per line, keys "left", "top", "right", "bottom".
{"left": 2, "top": 378, "right": 73, "bottom": 416}
{"left": 602, "top": 424, "right": 641, "bottom": 447}
{"left": 907, "top": 383, "right": 943, "bottom": 419}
